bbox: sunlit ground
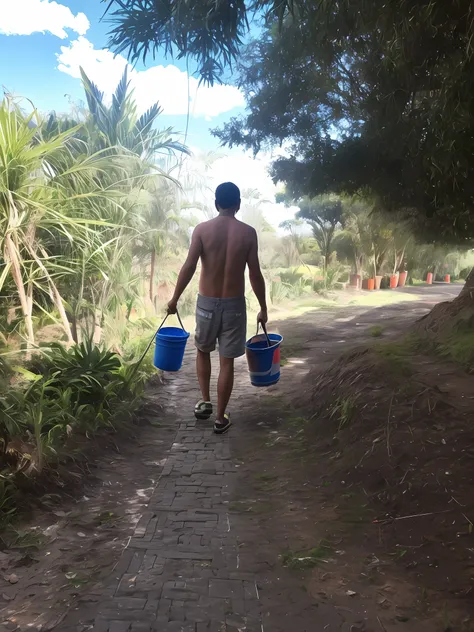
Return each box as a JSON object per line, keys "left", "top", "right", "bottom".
{"left": 177, "top": 287, "right": 421, "bottom": 337}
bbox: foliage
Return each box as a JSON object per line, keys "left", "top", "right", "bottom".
{"left": 281, "top": 541, "right": 331, "bottom": 569}
{"left": 194, "top": 1, "right": 474, "bottom": 242}
{"left": 313, "top": 265, "right": 347, "bottom": 293}
{"left": 0, "top": 340, "right": 150, "bottom": 484}
{"left": 81, "top": 67, "right": 188, "bottom": 159}
{"left": 296, "top": 196, "right": 342, "bottom": 274}
{"left": 0, "top": 67, "right": 190, "bottom": 522}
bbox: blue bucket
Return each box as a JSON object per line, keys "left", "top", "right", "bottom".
{"left": 154, "top": 326, "right": 190, "bottom": 372}
{"left": 245, "top": 332, "right": 283, "bottom": 387}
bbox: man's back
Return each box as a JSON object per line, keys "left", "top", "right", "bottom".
{"left": 198, "top": 216, "right": 254, "bottom": 299}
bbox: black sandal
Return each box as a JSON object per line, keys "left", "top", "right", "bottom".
{"left": 214, "top": 414, "right": 232, "bottom": 435}
{"left": 195, "top": 400, "right": 213, "bottom": 420}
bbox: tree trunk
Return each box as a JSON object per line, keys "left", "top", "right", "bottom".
{"left": 460, "top": 267, "right": 474, "bottom": 297}
{"left": 415, "top": 266, "right": 474, "bottom": 337}
{"left": 71, "top": 314, "right": 78, "bottom": 344}
{"left": 149, "top": 249, "right": 156, "bottom": 302}
{"left": 34, "top": 246, "right": 74, "bottom": 346}
{"left": 4, "top": 235, "right": 35, "bottom": 349}
{"left": 93, "top": 310, "right": 103, "bottom": 344}
{"left": 50, "top": 282, "right": 75, "bottom": 346}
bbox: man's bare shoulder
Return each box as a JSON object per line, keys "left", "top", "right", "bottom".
{"left": 236, "top": 219, "right": 257, "bottom": 237}
{"left": 192, "top": 219, "right": 214, "bottom": 237}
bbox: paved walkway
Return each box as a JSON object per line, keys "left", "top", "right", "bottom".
{"left": 66, "top": 352, "right": 264, "bottom": 632}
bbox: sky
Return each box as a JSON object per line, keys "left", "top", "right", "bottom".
{"left": 0, "top": 0, "right": 297, "bottom": 229}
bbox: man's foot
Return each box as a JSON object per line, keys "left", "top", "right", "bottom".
{"left": 195, "top": 400, "right": 213, "bottom": 420}
{"left": 214, "top": 414, "right": 232, "bottom": 435}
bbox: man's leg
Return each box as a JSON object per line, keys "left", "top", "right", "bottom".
{"left": 196, "top": 349, "right": 211, "bottom": 402}
{"left": 217, "top": 356, "right": 234, "bottom": 421}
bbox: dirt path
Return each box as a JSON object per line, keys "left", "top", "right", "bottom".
{"left": 0, "top": 285, "right": 465, "bottom": 632}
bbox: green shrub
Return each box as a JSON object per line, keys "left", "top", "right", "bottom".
{"left": 280, "top": 269, "right": 304, "bottom": 285}
{"left": 369, "top": 325, "right": 383, "bottom": 337}
{"left": 0, "top": 338, "right": 150, "bottom": 490}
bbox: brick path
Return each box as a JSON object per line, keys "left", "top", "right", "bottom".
{"left": 71, "top": 351, "right": 265, "bottom": 632}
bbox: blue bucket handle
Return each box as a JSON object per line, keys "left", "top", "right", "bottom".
{"left": 158, "top": 309, "right": 186, "bottom": 333}
{"left": 256, "top": 320, "right": 272, "bottom": 348}
{"left": 132, "top": 309, "right": 186, "bottom": 376}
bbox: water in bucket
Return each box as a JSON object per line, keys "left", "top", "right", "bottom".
{"left": 154, "top": 314, "right": 190, "bottom": 372}
{"left": 245, "top": 330, "right": 283, "bottom": 387}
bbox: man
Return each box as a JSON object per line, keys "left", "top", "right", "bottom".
{"left": 167, "top": 182, "right": 268, "bottom": 434}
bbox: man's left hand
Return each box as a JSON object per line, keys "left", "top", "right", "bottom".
{"left": 167, "top": 300, "right": 178, "bottom": 314}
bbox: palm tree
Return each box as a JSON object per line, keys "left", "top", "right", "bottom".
{"left": 297, "top": 196, "right": 343, "bottom": 277}
{"left": 135, "top": 177, "right": 194, "bottom": 303}
{"left": 0, "top": 98, "right": 89, "bottom": 348}
{"left": 80, "top": 67, "right": 188, "bottom": 160}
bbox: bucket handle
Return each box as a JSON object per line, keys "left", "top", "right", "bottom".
{"left": 256, "top": 320, "right": 272, "bottom": 348}
{"left": 158, "top": 309, "right": 186, "bottom": 333}
{"left": 132, "top": 309, "right": 186, "bottom": 376}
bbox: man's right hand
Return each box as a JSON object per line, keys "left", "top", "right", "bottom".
{"left": 257, "top": 309, "right": 268, "bottom": 326}
{"left": 167, "top": 300, "right": 178, "bottom": 314}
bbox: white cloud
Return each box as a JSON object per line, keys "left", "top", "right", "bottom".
{"left": 0, "top": 0, "right": 89, "bottom": 38}
{"left": 57, "top": 37, "right": 245, "bottom": 119}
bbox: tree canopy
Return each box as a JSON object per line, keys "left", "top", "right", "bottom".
{"left": 105, "top": 0, "right": 474, "bottom": 242}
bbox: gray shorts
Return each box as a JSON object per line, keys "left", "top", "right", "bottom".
{"left": 195, "top": 294, "right": 247, "bottom": 359}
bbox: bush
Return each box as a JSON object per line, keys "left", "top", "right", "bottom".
{"left": 0, "top": 339, "right": 150, "bottom": 486}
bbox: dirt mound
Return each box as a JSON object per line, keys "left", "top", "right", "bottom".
{"left": 305, "top": 343, "right": 474, "bottom": 607}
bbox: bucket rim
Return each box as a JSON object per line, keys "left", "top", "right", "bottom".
{"left": 156, "top": 327, "right": 190, "bottom": 339}
{"left": 245, "top": 332, "right": 283, "bottom": 350}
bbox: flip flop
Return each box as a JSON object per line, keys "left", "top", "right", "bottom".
{"left": 214, "top": 414, "right": 232, "bottom": 435}
{"left": 195, "top": 400, "right": 213, "bottom": 420}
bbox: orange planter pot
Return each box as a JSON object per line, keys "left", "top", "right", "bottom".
{"left": 445, "top": 274, "right": 451, "bottom": 283}
{"left": 367, "top": 278, "right": 375, "bottom": 291}
{"left": 389, "top": 274, "right": 398, "bottom": 289}
{"left": 398, "top": 271, "right": 408, "bottom": 287}
{"left": 426, "top": 272, "right": 433, "bottom": 284}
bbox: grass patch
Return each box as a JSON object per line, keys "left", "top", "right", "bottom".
{"left": 279, "top": 344, "right": 302, "bottom": 367}
{"left": 256, "top": 473, "right": 277, "bottom": 482}
{"left": 281, "top": 540, "right": 331, "bottom": 570}
{"left": 330, "top": 396, "right": 357, "bottom": 430}
{"left": 369, "top": 325, "right": 383, "bottom": 337}
{"left": 229, "top": 500, "right": 272, "bottom": 514}
{"left": 437, "top": 326, "right": 474, "bottom": 370}
{"left": 373, "top": 335, "right": 420, "bottom": 375}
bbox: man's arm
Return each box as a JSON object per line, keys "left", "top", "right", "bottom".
{"left": 247, "top": 228, "right": 268, "bottom": 324}
{"left": 167, "top": 226, "right": 202, "bottom": 313}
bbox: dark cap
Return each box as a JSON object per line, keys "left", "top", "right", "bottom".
{"left": 215, "top": 182, "right": 241, "bottom": 209}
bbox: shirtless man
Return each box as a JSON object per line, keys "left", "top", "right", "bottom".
{"left": 167, "top": 182, "right": 268, "bottom": 434}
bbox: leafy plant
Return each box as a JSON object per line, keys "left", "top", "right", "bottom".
{"left": 369, "top": 325, "right": 383, "bottom": 337}
{"left": 281, "top": 541, "right": 331, "bottom": 570}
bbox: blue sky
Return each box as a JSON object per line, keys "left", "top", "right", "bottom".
{"left": 0, "top": 0, "right": 245, "bottom": 149}
{"left": 0, "top": 0, "right": 296, "bottom": 228}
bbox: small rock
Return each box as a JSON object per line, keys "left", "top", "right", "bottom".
{"left": 4, "top": 574, "right": 18, "bottom": 584}
{"left": 77, "top": 532, "right": 86, "bottom": 538}
{"left": 346, "top": 589, "right": 357, "bottom": 596}
{"left": 2, "top": 593, "right": 14, "bottom": 601}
